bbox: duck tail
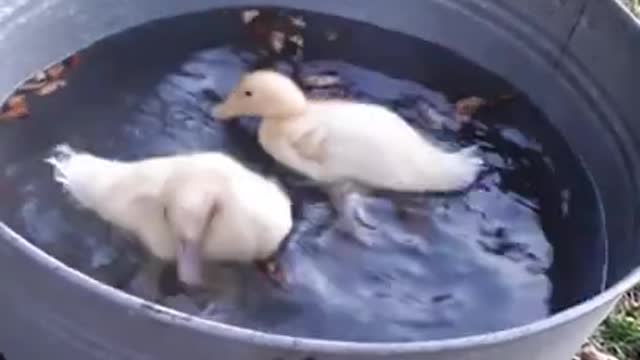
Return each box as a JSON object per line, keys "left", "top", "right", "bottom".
{"left": 417, "top": 144, "right": 484, "bottom": 192}
{"left": 44, "top": 143, "right": 80, "bottom": 188}
{"left": 45, "top": 143, "right": 121, "bottom": 209}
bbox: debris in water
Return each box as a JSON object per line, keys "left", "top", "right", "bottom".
{"left": 455, "top": 96, "right": 487, "bottom": 121}
{"left": 454, "top": 94, "right": 514, "bottom": 121}
{"left": 19, "top": 54, "right": 79, "bottom": 95}
{"left": 18, "top": 71, "right": 48, "bottom": 92}
{"left": 325, "top": 29, "right": 339, "bottom": 41}
{"left": 307, "top": 86, "right": 349, "bottom": 100}
{"left": 256, "top": 258, "right": 287, "bottom": 288}
{"left": 242, "top": 9, "right": 305, "bottom": 58}
{"left": 1, "top": 54, "right": 80, "bottom": 121}
{"left": 0, "top": 94, "right": 29, "bottom": 121}
{"left": 302, "top": 74, "right": 342, "bottom": 88}
{"left": 35, "top": 79, "right": 67, "bottom": 96}
{"left": 289, "top": 16, "right": 306, "bottom": 28}
{"left": 241, "top": 9, "right": 260, "bottom": 24}
{"left": 46, "top": 63, "right": 67, "bottom": 80}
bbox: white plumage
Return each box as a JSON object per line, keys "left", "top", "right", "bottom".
{"left": 213, "top": 70, "right": 482, "bottom": 193}
{"left": 46, "top": 144, "right": 293, "bottom": 286}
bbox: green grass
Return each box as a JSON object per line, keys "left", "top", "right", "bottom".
{"left": 593, "top": 3, "right": 640, "bottom": 357}
{"left": 590, "top": 288, "right": 640, "bottom": 360}
{"left": 577, "top": 3, "right": 640, "bottom": 359}
{"left": 597, "top": 316, "right": 640, "bottom": 359}
{"left": 622, "top": 0, "right": 640, "bottom": 15}
{"left": 581, "top": 3, "right": 639, "bottom": 358}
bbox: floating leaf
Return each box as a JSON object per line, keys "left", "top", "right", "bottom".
{"left": 18, "top": 80, "right": 47, "bottom": 92}
{"left": 454, "top": 94, "right": 514, "bottom": 121}
{"left": 325, "top": 30, "right": 339, "bottom": 42}
{"left": 270, "top": 31, "right": 286, "bottom": 53}
{"left": 243, "top": 9, "right": 305, "bottom": 57}
{"left": 241, "top": 9, "right": 260, "bottom": 24}
{"left": 0, "top": 95, "right": 29, "bottom": 121}
{"left": 63, "top": 54, "right": 81, "bottom": 68}
{"left": 455, "top": 96, "right": 488, "bottom": 121}
{"left": 45, "top": 63, "right": 67, "bottom": 80}
{"left": 32, "top": 71, "right": 47, "bottom": 82}
{"left": 290, "top": 16, "right": 306, "bottom": 28}
{"left": 1, "top": 53, "right": 79, "bottom": 122}
{"left": 35, "top": 79, "right": 66, "bottom": 96}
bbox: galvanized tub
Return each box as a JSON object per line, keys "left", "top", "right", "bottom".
{"left": 0, "top": 0, "right": 638, "bottom": 359}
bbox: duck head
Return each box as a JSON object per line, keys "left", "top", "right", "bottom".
{"left": 213, "top": 70, "right": 307, "bottom": 120}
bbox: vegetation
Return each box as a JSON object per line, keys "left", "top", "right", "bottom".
{"left": 590, "top": 287, "right": 640, "bottom": 360}
{"left": 622, "top": 0, "right": 640, "bottom": 15}
{"left": 577, "top": 4, "right": 639, "bottom": 360}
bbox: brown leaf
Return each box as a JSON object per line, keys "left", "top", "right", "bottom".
{"left": 46, "top": 63, "right": 67, "bottom": 80}
{"left": 455, "top": 96, "right": 488, "bottom": 120}
{"left": 19, "top": 70, "right": 48, "bottom": 92}
{"left": 35, "top": 79, "right": 66, "bottom": 96}
{"left": 0, "top": 95, "right": 29, "bottom": 121}
{"left": 6, "top": 94, "right": 26, "bottom": 108}
{"left": 244, "top": 10, "right": 305, "bottom": 56}
{"left": 18, "top": 80, "right": 47, "bottom": 92}
{"left": 63, "top": 54, "right": 81, "bottom": 68}
{"left": 454, "top": 94, "right": 515, "bottom": 121}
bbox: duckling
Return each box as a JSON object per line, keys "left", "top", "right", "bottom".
{"left": 160, "top": 153, "right": 292, "bottom": 287}
{"left": 46, "top": 144, "right": 292, "bottom": 294}
{"left": 212, "top": 70, "right": 482, "bottom": 242}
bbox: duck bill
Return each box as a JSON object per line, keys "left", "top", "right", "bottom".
{"left": 211, "top": 99, "right": 238, "bottom": 121}
{"left": 212, "top": 103, "right": 230, "bottom": 120}
{"left": 176, "top": 240, "right": 204, "bottom": 287}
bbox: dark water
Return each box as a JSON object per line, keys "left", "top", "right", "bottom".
{"left": 0, "top": 8, "right": 604, "bottom": 342}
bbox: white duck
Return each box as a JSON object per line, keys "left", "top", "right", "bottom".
{"left": 212, "top": 70, "right": 482, "bottom": 241}
{"left": 46, "top": 144, "right": 293, "bottom": 292}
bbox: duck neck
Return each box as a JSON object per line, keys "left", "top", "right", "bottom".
{"left": 265, "top": 102, "right": 308, "bottom": 122}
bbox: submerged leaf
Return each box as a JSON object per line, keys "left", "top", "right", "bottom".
{"left": 455, "top": 96, "right": 487, "bottom": 119}
{"left": 454, "top": 94, "right": 514, "bottom": 121}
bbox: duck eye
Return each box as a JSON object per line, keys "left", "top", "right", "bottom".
{"left": 244, "top": 90, "right": 253, "bottom": 97}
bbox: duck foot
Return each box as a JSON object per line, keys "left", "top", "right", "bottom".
{"left": 255, "top": 258, "right": 287, "bottom": 288}
{"left": 328, "top": 182, "right": 378, "bottom": 246}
